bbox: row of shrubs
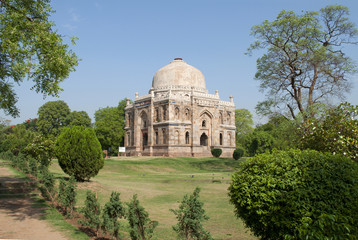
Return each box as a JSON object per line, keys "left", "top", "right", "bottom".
{"left": 0, "top": 151, "right": 213, "bottom": 240}
{"left": 210, "top": 148, "right": 244, "bottom": 160}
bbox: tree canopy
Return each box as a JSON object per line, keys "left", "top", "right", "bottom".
{"left": 94, "top": 99, "right": 127, "bottom": 154}
{"left": 235, "top": 109, "right": 254, "bottom": 146}
{"left": 67, "top": 110, "right": 91, "bottom": 127}
{"left": 37, "top": 100, "right": 71, "bottom": 137}
{"left": 0, "top": 0, "right": 79, "bottom": 117}
{"left": 249, "top": 5, "right": 357, "bottom": 119}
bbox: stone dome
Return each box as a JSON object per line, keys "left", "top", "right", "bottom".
{"left": 152, "top": 58, "right": 206, "bottom": 91}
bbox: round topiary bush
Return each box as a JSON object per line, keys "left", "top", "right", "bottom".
{"left": 233, "top": 148, "right": 244, "bottom": 160}
{"left": 228, "top": 149, "right": 358, "bottom": 239}
{"left": 55, "top": 126, "right": 104, "bottom": 181}
{"left": 211, "top": 148, "right": 222, "bottom": 158}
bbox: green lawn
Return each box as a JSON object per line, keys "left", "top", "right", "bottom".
{"left": 49, "top": 156, "right": 256, "bottom": 240}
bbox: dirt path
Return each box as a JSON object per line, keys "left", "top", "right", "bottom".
{"left": 0, "top": 166, "right": 68, "bottom": 240}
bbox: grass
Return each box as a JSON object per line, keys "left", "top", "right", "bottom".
{"left": 50, "top": 156, "right": 256, "bottom": 240}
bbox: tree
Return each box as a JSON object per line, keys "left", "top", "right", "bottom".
{"left": 54, "top": 126, "right": 104, "bottom": 181}
{"left": 24, "top": 134, "right": 55, "bottom": 166}
{"left": 171, "top": 187, "right": 212, "bottom": 240}
{"left": 126, "top": 194, "right": 158, "bottom": 240}
{"left": 0, "top": 0, "right": 79, "bottom": 117}
{"left": 299, "top": 102, "right": 358, "bottom": 161}
{"left": 255, "top": 115, "right": 299, "bottom": 150}
{"left": 58, "top": 175, "right": 77, "bottom": 217}
{"left": 102, "top": 191, "right": 126, "bottom": 240}
{"left": 37, "top": 100, "right": 71, "bottom": 137}
{"left": 243, "top": 130, "right": 274, "bottom": 156}
{"left": 235, "top": 109, "right": 254, "bottom": 146}
{"left": 1, "top": 124, "right": 36, "bottom": 155}
{"left": 95, "top": 99, "right": 127, "bottom": 155}
{"left": 248, "top": 5, "right": 358, "bottom": 119}
{"left": 67, "top": 111, "right": 92, "bottom": 127}
{"left": 79, "top": 190, "right": 101, "bottom": 237}
{"left": 228, "top": 149, "right": 358, "bottom": 239}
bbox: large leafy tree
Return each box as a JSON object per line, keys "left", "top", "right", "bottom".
{"left": 249, "top": 5, "right": 357, "bottom": 119}
{"left": 1, "top": 124, "right": 36, "bottom": 155}
{"left": 67, "top": 110, "right": 91, "bottom": 127}
{"left": 0, "top": 0, "right": 79, "bottom": 117}
{"left": 94, "top": 99, "right": 127, "bottom": 154}
{"left": 235, "top": 109, "right": 254, "bottom": 146}
{"left": 37, "top": 100, "right": 71, "bottom": 137}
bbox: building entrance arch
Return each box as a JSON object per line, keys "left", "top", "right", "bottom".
{"left": 142, "top": 132, "right": 148, "bottom": 150}
{"left": 200, "top": 133, "right": 208, "bottom": 146}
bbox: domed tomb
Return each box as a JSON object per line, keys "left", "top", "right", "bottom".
{"left": 152, "top": 58, "right": 207, "bottom": 92}
{"left": 125, "top": 58, "right": 236, "bottom": 158}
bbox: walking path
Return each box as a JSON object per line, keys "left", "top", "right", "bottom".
{"left": 0, "top": 165, "right": 68, "bottom": 240}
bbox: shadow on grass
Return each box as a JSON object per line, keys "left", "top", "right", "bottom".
{"left": 189, "top": 158, "right": 244, "bottom": 172}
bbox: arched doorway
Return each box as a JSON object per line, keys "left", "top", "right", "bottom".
{"left": 200, "top": 133, "right": 208, "bottom": 146}
{"left": 142, "top": 132, "right": 148, "bottom": 150}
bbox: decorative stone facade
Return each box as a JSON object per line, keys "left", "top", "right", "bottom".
{"left": 124, "top": 58, "right": 236, "bottom": 157}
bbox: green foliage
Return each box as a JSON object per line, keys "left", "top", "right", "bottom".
{"left": 1, "top": 124, "right": 37, "bottom": 155}
{"left": 16, "top": 153, "right": 28, "bottom": 173}
{"left": 243, "top": 130, "right": 274, "bottom": 156}
{"left": 67, "top": 111, "right": 92, "bottom": 127}
{"left": 0, "top": 150, "right": 15, "bottom": 160}
{"left": 248, "top": 5, "right": 358, "bottom": 119}
{"left": 38, "top": 165, "right": 56, "bottom": 201}
{"left": 299, "top": 102, "right": 358, "bottom": 161}
{"left": 235, "top": 109, "right": 254, "bottom": 146}
{"left": 78, "top": 190, "right": 101, "bottom": 237}
{"left": 58, "top": 179, "right": 66, "bottom": 206}
{"left": 23, "top": 118, "right": 38, "bottom": 131}
{"left": 171, "top": 187, "right": 212, "bottom": 240}
{"left": 37, "top": 100, "right": 71, "bottom": 137}
{"left": 0, "top": 0, "right": 79, "bottom": 117}
{"left": 28, "top": 157, "right": 38, "bottom": 176}
{"left": 256, "top": 116, "right": 299, "bottom": 150}
{"left": 228, "top": 149, "right": 358, "bottom": 239}
{"left": 94, "top": 99, "right": 127, "bottom": 154}
{"left": 55, "top": 126, "right": 104, "bottom": 181}
{"left": 25, "top": 134, "right": 55, "bottom": 165}
{"left": 211, "top": 148, "right": 222, "bottom": 158}
{"left": 58, "top": 175, "right": 77, "bottom": 218}
{"left": 233, "top": 148, "right": 244, "bottom": 160}
{"left": 102, "top": 191, "right": 126, "bottom": 239}
{"left": 127, "top": 194, "right": 158, "bottom": 240}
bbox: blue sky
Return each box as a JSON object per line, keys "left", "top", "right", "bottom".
{"left": 3, "top": 0, "right": 358, "bottom": 125}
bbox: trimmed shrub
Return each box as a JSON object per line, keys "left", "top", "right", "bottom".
{"left": 55, "top": 126, "right": 104, "bottom": 181}
{"left": 233, "top": 148, "right": 244, "bottom": 160}
{"left": 228, "top": 149, "right": 358, "bottom": 239}
{"left": 211, "top": 148, "right": 222, "bottom": 158}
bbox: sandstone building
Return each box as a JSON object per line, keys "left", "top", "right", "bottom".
{"left": 124, "top": 58, "right": 236, "bottom": 157}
